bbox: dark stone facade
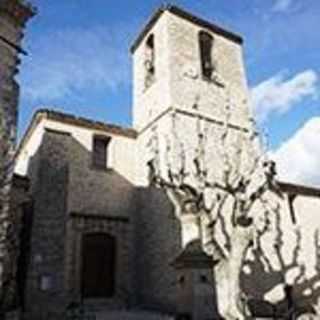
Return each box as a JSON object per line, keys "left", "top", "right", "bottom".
{"left": 0, "top": 0, "right": 35, "bottom": 316}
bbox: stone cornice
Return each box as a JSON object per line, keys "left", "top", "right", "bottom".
{"left": 138, "top": 106, "right": 250, "bottom": 135}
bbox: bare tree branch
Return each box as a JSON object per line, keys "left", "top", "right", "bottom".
{"left": 145, "top": 87, "right": 289, "bottom": 320}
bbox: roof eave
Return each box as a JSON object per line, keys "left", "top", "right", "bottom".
{"left": 278, "top": 181, "right": 320, "bottom": 198}
{"left": 130, "top": 4, "right": 243, "bottom": 54}
{"left": 15, "top": 109, "right": 138, "bottom": 161}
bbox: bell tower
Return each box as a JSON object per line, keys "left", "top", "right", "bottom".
{"left": 132, "top": 5, "right": 254, "bottom": 186}
{"left": 131, "top": 5, "right": 252, "bottom": 132}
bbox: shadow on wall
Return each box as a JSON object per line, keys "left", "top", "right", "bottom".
{"left": 240, "top": 207, "right": 320, "bottom": 319}
{"left": 16, "top": 129, "right": 187, "bottom": 318}
{"left": 18, "top": 129, "right": 71, "bottom": 320}
{"left": 133, "top": 185, "right": 183, "bottom": 313}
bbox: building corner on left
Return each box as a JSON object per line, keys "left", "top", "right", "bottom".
{"left": 0, "top": 1, "right": 36, "bottom": 318}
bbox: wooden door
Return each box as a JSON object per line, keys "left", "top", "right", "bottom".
{"left": 81, "top": 233, "right": 116, "bottom": 298}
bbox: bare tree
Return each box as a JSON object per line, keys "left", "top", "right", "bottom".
{"left": 147, "top": 94, "right": 284, "bottom": 319}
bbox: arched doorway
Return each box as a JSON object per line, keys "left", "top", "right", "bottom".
{"left": 81, "top": 233, "right": 116, "bottom": 298}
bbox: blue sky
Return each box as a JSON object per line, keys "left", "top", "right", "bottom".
{"left": 18, "top": 0, "right": 320, "bottom": 186}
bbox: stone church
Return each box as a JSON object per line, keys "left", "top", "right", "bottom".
{"left": 1, "top": 1, "right": 320, "bottom": 320}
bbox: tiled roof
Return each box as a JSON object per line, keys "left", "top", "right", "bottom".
{"left": 16, "top": 109, "right": 137, "bottom": 160}
{"left": 172, "top": 240, "right": 218, "bottom": 269}
{"left": 37, "top": 109, "right": 137, "bottom": 138}
{"left": 279, "top": 181, "right": 320, "bottom": 197}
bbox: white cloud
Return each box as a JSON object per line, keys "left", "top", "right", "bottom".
{"left": 251, "top": 70, "right": 318, "bottom": 122}
{"left": 272, "top": 0, "right": 293, "bottom": 12}
{"left": 20, "top": 25, "right": 133, "bottom": 103}
{"left": 271, "top": 117, "right": 320, "bottom": 187}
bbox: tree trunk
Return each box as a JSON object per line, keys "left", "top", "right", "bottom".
{"left": 217, "top": 225, "right": 253, "bottom": 320}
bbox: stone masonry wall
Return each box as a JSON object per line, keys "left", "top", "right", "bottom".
{"left": 0, "top": 0, "right": 35, "bottom": 312}
{"left": 133, "top": 12, "right": 171, "bottom": 131}
{"left": 133, "top": 10, "right": 253, "bottom": 133}
{"left": 21, "top": 124, "right": 137, "bottom": 318}
{"left": 65, "top": 215, "right": 133, "bottom": 309}
{"left": 65, "top": 132, "right": 136, "bottom": 308}
{"left": 134, "top": 187, "right": 181, "bottom": 313}
{"left": 0, "top": 7, "right": 22, "bottom": 140}
{"left": 23, "top": 130, "right": 70, "bottom": 320}
{"left": 131, "top": 10, "right": 263, "bottom": 317}
{"left": 167, "top": 11, "right": 252, "bottom": 129}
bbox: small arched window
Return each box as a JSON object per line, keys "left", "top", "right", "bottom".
{"left": 145, "top": 33, "right": 155, "bottom": 88}
{"left": 199, "top": 31, "right": 214, "bottom": 80}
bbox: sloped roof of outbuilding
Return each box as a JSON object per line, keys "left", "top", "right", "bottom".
{"left": 16, "top": 109, "right": 137, "bottom": 159}
{"left": 172, "top": 239, "right": 218, "bottom": 269}
{"left": 278, "top": 181, "right": 320, "bottom": 198}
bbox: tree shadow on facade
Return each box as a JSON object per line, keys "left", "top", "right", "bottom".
{"left": 240, "top": 209, "right": 320, "bottom": 319}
